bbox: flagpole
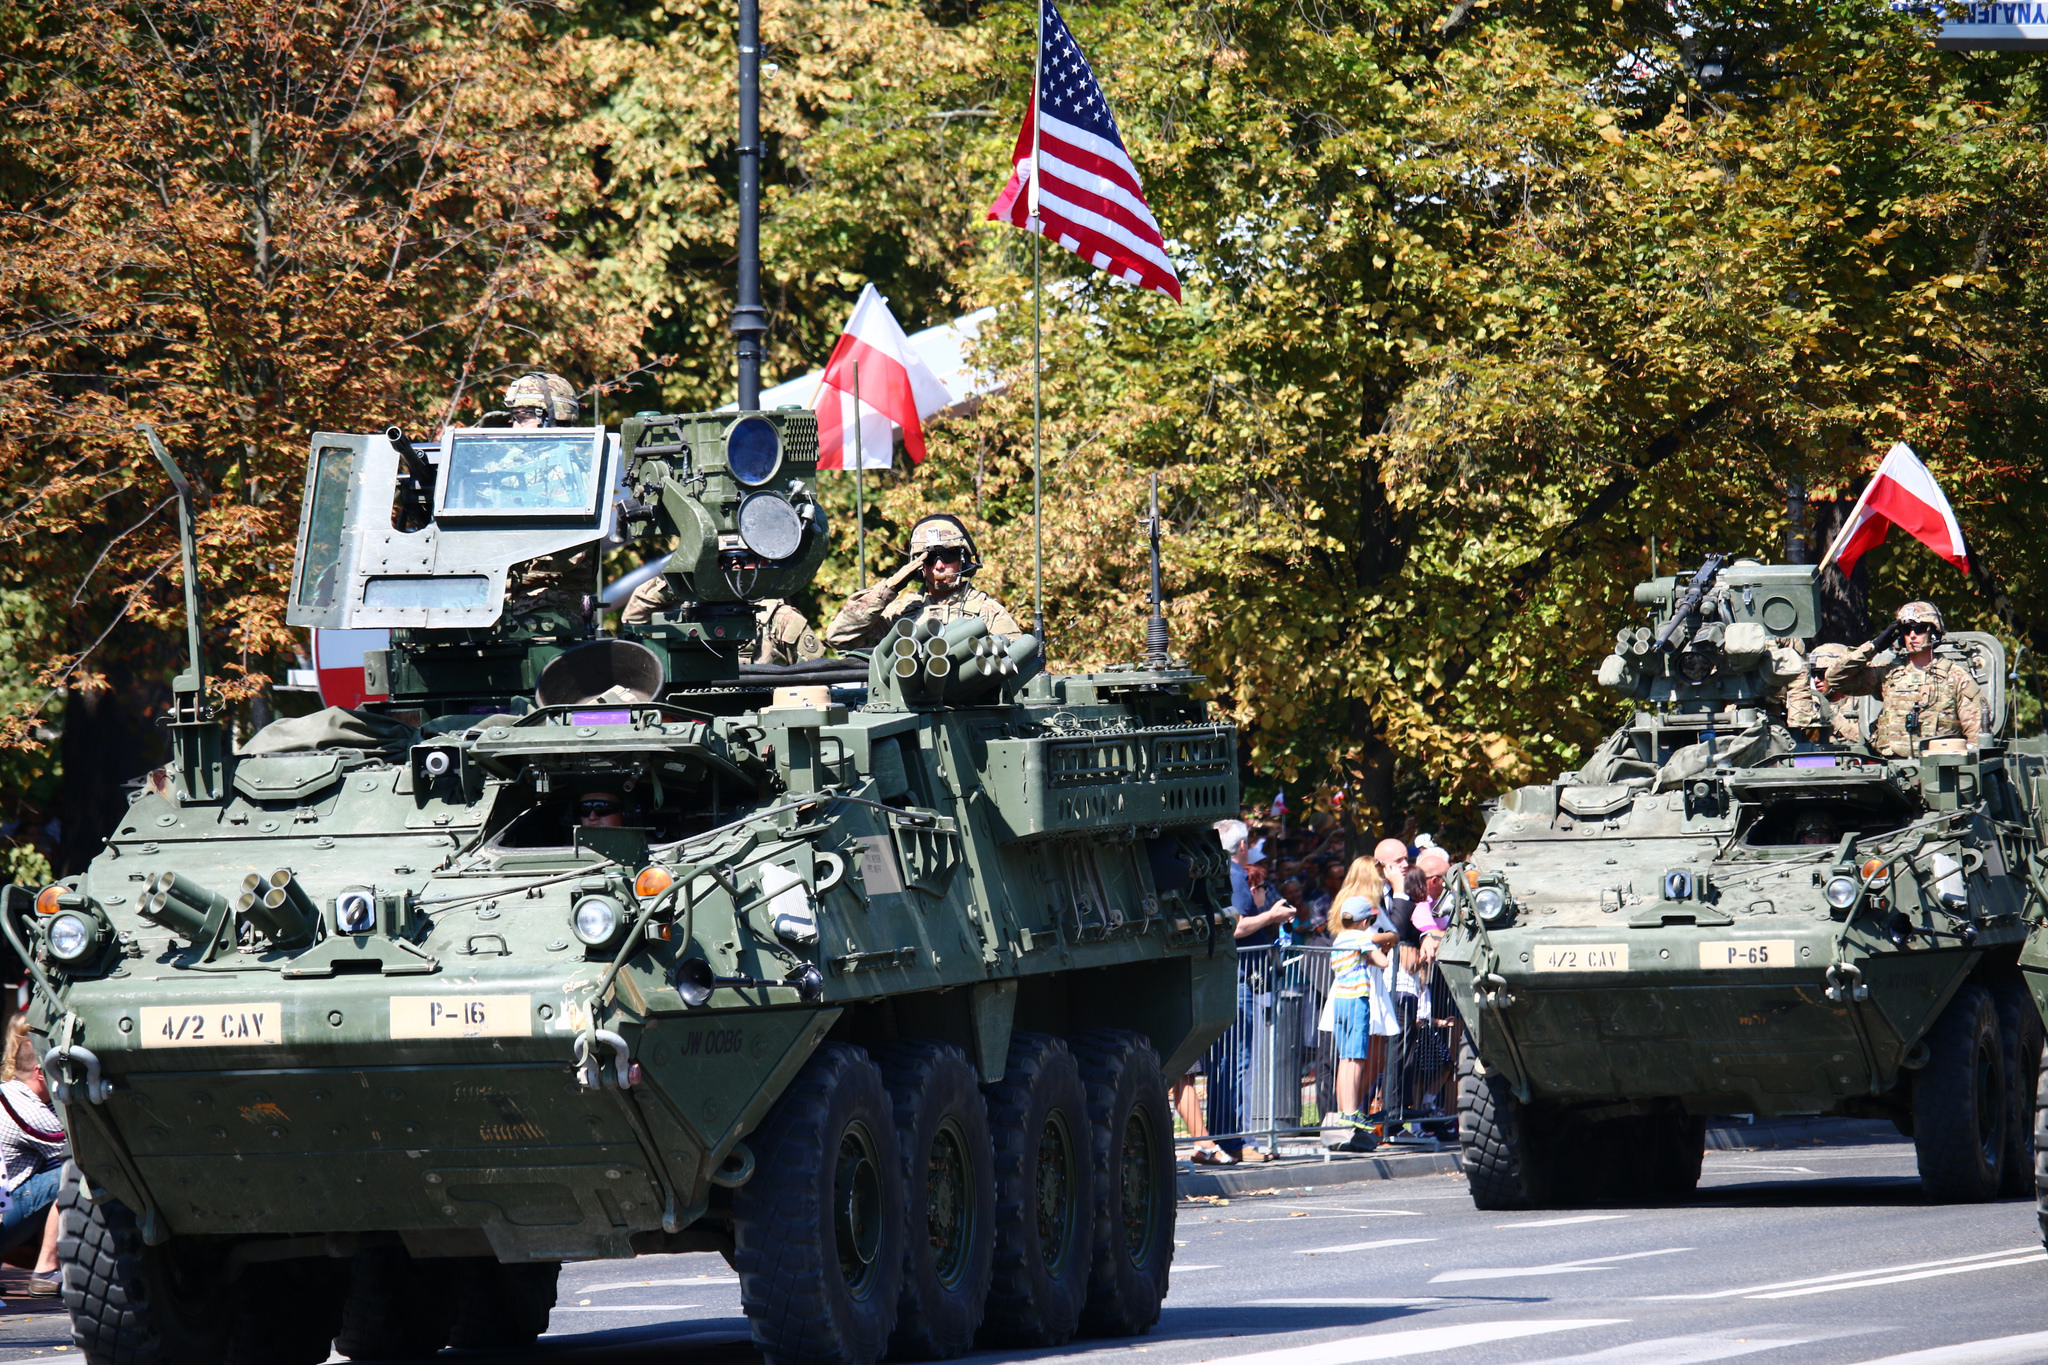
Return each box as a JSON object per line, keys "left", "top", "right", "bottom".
{"left": 1029, "top": 0, "right": 1046, "bottom": 642}
{"left": 854, "top": 361, "right": 866, "bottom": 591}
{"left": 1816, "top": 460, "right": 1883, "bottom": 576}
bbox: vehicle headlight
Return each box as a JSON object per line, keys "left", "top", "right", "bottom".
{"left": 1824, "top": 876, "right": 1861, "bottom": 912}
{"left": 573, "top": 895, "right": 626, "bottom": 948}
{"left": 1473, "top": 887, "right": 1509, "bottom": 923}
{"left": 46, "top": 911, "right": 99, "bottom": 963}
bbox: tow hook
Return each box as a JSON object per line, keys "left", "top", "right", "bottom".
{"left": 44, "top": 1042, "right": 114, "bottom": 1105}
{"left": 1824, "top": 961, "right": 1869, "bottom": 1003}
{"left": 574, "top": 1028, "right": 633, "bottom": 1090}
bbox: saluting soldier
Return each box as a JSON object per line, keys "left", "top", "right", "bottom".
{"left": 1786, "top": 642, "right": 1864, "bottom": 744}
{"left": 619, "top": 575, "right": 824, "bottom": 667}
{"left": 1825, "top": 601, "right": 1984, "bottom": 757}
{"left": 824, "top": 515, "right": 1023, "bottom": 650}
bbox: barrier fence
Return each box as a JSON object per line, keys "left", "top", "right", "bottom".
{"left": 1177, "top": 941, "right": 1461, "bottom": 1157}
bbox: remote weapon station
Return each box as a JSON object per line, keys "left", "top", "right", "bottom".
{"left": 12, "top": 9, "right": 1239, "bottom": 1361}
{"left": 1435, "top": 559, "right": 2048, "bottom": 1209}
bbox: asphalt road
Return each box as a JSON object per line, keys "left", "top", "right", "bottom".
{"left": 3, "top": 1137, "right": 2048, "bottom": 1363}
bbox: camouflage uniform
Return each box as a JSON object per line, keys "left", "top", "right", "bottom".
{"left": 504, "top": 547, "right": 595, "bottom": 636}
{"left": 620, "top": 576, "right": 823, "bottom": 667}
{"left": 1785, "top": 642, "right": 1862, "bottom": 744}
{"left": 1825, "top": 604, "right": 1983, "bottom": 758}
{"left": 824, "top": 582, "right": 1023, "bottom": 651}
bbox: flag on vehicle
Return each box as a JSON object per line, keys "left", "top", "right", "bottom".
{"left": 986, "top": 0, "right": 1182, "bottom": 301}
{"left": 814, "top": 284, "right": 955, "bottom": 471}
{"left": 1820, "top": 442, "right": 1971, "bottom": 576}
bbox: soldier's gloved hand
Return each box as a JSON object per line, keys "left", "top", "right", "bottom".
{"left": 1871, "top": 621, "right": 1904, "bottom": 654}
{"left": 885, "top": 556, "right": 926, "bottom": 591}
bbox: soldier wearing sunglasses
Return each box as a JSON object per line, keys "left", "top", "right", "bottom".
{"left": 825, "top": 514, "right": 1023, "bottom": 650}
{"left": 1825, "top": 600, "right": 1984, "bottom": 757}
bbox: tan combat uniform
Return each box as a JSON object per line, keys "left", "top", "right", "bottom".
{"left": 620, "top": 577, "right": 824, "bottom": 667}
{"left": 824, "top": 581, "right": 1023, "bottom": 651}
{"left": 1825, "top": 645, "right": 1983, "bottom": 758}
{"left": 1784, "top": 679, "right": 1863, "bottom": 744}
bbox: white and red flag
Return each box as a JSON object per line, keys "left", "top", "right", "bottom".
{"left": 1821, "top": 442, "right": 1971, "bottom": 576}
{"left": 814, "top": 285, "right": 955, "bottom": 471}
{"left": 986, "top": 0, "right": 1182, "bottom": 301}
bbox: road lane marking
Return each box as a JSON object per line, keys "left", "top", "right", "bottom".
{"left": 1840, "top": 1330, "right": 2048, "bottom": 1363}
{"left": 1499, "top": 1215, "right": 1631, "bottom": 1228}
{"left": 1525, "top": 1330, "right": 1836, "bottom": 1363}
{"left": 553, "top": 1304, "right": 702, "bottom": 1312}
{"left": 1295, "top": 1237, "right": 1435, "bottom": 1256}
{"left": 1750, "top": 1251, "right": 2046, "bottom": 1298}
{"left": 575, "top": 1276, "right": 739, "bottom": 1293}
{"left": 1431, "top": 1248, "right": 1691, "bottom": 1284}
{"left": 1175, "top": 1264, "right": 1222, "bottom": 1271}
{"left": 1261, "top": 1298, "right": 1444, "bottom": 1308}
{"left": 1639, "top": 1247, "right": 2038, "bottom": 1301}
{"left": 1193, "top": 1319, "right": 1628, "bottom": 1365}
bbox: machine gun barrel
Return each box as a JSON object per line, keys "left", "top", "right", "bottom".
{"left": 1652, "top": 553, "right": 1728, "bottom": 653}
{"left": 385, "top": 425, "right": 434, "bottom": 487}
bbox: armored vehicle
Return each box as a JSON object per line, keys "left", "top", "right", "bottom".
{"left": 13, "top": 400, "right": 1239, "bottom": 1364}
{"left": 1435, "top": 558, "right": 2046, "bottom": 1209}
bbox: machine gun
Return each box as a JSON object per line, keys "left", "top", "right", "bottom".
{"left": 1651, "top": 553, "right": 1728, "bottom": 654}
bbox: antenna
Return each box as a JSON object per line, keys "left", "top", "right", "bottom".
{"left": 139, "top": 424, "right": 224, "bottom": 801}
{"left": 731, "top": 0, "right": 766, "bottom": 408}
{"left": 1142, "top": 472, "right": 1168, "bottom": 669}
{"left": 141, "top": 425, "right": 205, "bottom": 693}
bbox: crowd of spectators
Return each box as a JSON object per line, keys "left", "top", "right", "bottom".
{"left": 1179, "top": 813, "right": 1463, "bottom": 1165}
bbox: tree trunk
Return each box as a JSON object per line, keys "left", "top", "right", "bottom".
{"left": 58, "top": 668, "right": 169, "bottom": 876}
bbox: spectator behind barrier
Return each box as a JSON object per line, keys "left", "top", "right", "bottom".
{"left": 0, "top": 1013, "right": 66, "bottom": 1301}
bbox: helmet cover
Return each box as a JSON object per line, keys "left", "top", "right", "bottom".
{"left": 503, "top": 372, "right": 580, "bottom": 424}
{"left": 1895, "top": 600, "right": 1946, "bottom": 634}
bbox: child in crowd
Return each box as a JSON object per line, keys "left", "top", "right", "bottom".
{"left": 1323, "top": 857, "right": 1389, "bottom": 1148}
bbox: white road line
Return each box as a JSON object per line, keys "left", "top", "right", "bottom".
{"left": 553, "top": 1303, "right": 703, "bottom": 1312}
{"left": 1840, "top": 1330, "right": 2048, "bottom": 1364}
{"left": 574, "top": 1276, "right": 739, "bottom": 1293}
{"left": 1750, "top": 1252, "right": 2046, "bottom": 1299}
{"left": 1431, "top": 1248, "right": 1691, "bottom": 1284}
{"left": 1295, "top": 1237, "right": 1436, "bottom": 1256}
{"left": 1522, "top": 1332, "right": 1829, "bottom": 1364}
{"left": 1194, "top": 1318, "right": 1629, "bottom": 1365}
{"left": 1500, "top": 1215, "right": 1632, "bottom": 1229}
{"left": 1260, "top": 1298, "right": 1444, "bottom": 1308}
{"left": 1640, "top": 1247, "right": 2038, "bottom": 1301}
{"left": 1175, "top": 1264, "right": 1223, "bottom": 1271}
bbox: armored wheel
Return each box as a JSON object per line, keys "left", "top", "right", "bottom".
{"left": 335, "top": 1245, "right": 457, "bottom": 1360}
{"left": 2034, "top": 1027, "right": 2048, "bottom": 1248}
{"left": 979, "top": 1032, "right": 1095, "bottom": 1347}
{"left": 1642, "top": 1112, "right": 1707, "bottom": 1199}
{"left": 447, "top": 1258, "right": 560, "bottom": 1349}
{"left": 1913, "top": 983, "right": 2007, "bottom": 1202}
{"left": 1992, "top": 978, "right": 2041, "bottom": 1198}
{"left": 732, "top": 1041, "right": 904, "bottom": 1365}
{"left": 57, "top": 1161, "right": 344, "bottom": 1365}
{"left": 875, "top": 1041, "right": 996, "bottom": 1360}
{"left": 1458, "top": 1032, "right": 1559, "bottom": 1210}
{"left": 1071, "top": 1029, "right": 1175, "bottom": 1338}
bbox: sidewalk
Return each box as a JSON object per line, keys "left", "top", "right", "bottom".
{"left": 1176, "top": 1115, "right": 1900, "bottom": 1200}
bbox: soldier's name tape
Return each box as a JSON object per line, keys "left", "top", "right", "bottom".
{"left": 137, "top": 995, "right": 539, "bottom": 1046}
{"left": 1525, "top": 940, "right": 1802, "bottom": 974}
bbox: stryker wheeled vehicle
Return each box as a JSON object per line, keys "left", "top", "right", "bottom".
{"left": 16, "top": 410, "right": 1238, "bottom": 1364}
{"left": 1435, "top": 557, "right": 2047, "bottom": 1209}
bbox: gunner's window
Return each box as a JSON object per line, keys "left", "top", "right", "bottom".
{"left": 437, "top": 430, "right": 605, "bottom": 519}
{"left": 296, "top": 445, "right": 356, "bottom": 605}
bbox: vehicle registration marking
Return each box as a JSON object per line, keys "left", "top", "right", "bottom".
{"left": 139, "top": 1003, "right": 282, "bottom": 1048}
{"left": 1533, "top": 944, "right": 1629, "bottom": 973}
{"left": 1699, "top": 940, "right": 1796, "bottom": 969}
{"left": 389, "top": 994, "right": 533, "bottom": 1040}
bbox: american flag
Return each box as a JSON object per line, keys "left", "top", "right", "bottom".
{"left": 986, "top": 0, "right": 1182, "bottom": 301}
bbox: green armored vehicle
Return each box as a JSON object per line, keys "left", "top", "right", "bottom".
{"left": 1436, "top": 557, "right": 2045, "bottom": 1209}
{"left": 14, "top": 401, "right": 1238, "bottom": 1364}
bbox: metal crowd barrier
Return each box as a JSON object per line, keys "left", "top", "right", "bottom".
{"left": 1181, "top": 941, "right": 1461, "bottom": 1157}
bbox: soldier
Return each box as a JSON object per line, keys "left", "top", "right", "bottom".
{"left": 824, "top": 515, "right": 1023, "bottom": 650}
{"left": 619, "top": 574, "right": 824, "bottom": 667}
{"left": 1825, "top": 601, "right": 1984, "bottom": 758}
{"left": 489, "top": 372, "right": 580, "bottom": 428}
{"left": 1786, "top": 642, "right": 1863, "bottom": 744}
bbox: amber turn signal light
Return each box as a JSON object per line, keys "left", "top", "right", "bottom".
{"left": 34, "top": 885, "right": 62, "bottom": 916}
{"left": 635, "top": 866, "right": 675, "bottom": 899}
{"left": 1861, "top": 858, "right": 1891, "bottom": 886}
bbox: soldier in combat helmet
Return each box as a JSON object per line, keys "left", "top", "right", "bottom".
{"left": 1787, "top": 642, "right": 1863, "bottom": 744}
{"left": 1825, "top": 601, "right": 1984, "bottom": 757}
{"left": 491, "top": 372, "right": 581, "bottom": 428}
{"left": 619, "top": 573, "right": 824, "bottom": 667}
{"left": 825, "top": 514, "right": 1023, "bottom": 650}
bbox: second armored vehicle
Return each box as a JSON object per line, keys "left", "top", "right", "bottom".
{"left": 1436, "top": 558, "right": 2045, "bottom": 1208}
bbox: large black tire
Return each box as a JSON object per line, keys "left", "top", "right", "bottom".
{"left": 1914, "top": 983, "right": 2007, "bottom": 1202}
{"left": 732, "top": 1041, "right": 904, "bottom": 1365}
{"left": 875, "top": 1041, "right": 995, "bottom": 1361}
{"left": 1643, "top": 1112, "right": 1707, "bottom": 1199}
{"left": 1072, "top": 1029, "right": 1174, "bottom": 1339}
{"left": 1458, "top": 1032, "right": 1558, "bottom": 1210}
{"left": 57, "top": 1162, "right": 342, "bottom": 1365}
{"left": 334, "top": 1246, "right": 457, "bottom": 1360}
{"left": 447, "top": 1258, "right": 560, "bottom": 1349}
{"left": 2034, "top": 1024, "right": 2048, "bottom": 1245}
{"left": 1993, "top": 979, "right": 2042, "bottom": 1198}
{"left": 979, "top": 1032, "right": 1095, "bottom": 1348}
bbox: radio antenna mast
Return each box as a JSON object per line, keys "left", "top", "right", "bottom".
{"left": 732, "top": 0, "right": 766, "bottom": 408}
{"left": 1143, "top": 472, "right": 1168, "bottom": 668}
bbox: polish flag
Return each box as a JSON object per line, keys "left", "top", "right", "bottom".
{"left": 814, "top": 285, "right": 955, "bottom": 470}
{"left": 312, "top": 628, "right": 389, "bottom": 710}
{"left": 1821, "top": 443, "right": 1970, "bottom": 576}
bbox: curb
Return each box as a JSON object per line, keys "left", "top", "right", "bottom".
{"left": 1175, "top": 1115, "right": 1902, "bottom": 1201}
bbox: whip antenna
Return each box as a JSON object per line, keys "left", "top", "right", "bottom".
{"left": 1143, "top": 472, "right": 1167, "bottom": 668}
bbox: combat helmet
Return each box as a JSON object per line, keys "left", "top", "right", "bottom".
{"left": 503, "top": 372, "right": 580, "bottom": 426}
{"left": 1896, "top": 600, "right": 1946, "bottom": 637}
{"left": 1808, "top": 641, "right": 1850, "bottom": 672}
{"left": 907, "top": 514, "right": 982, "bottom": 575}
